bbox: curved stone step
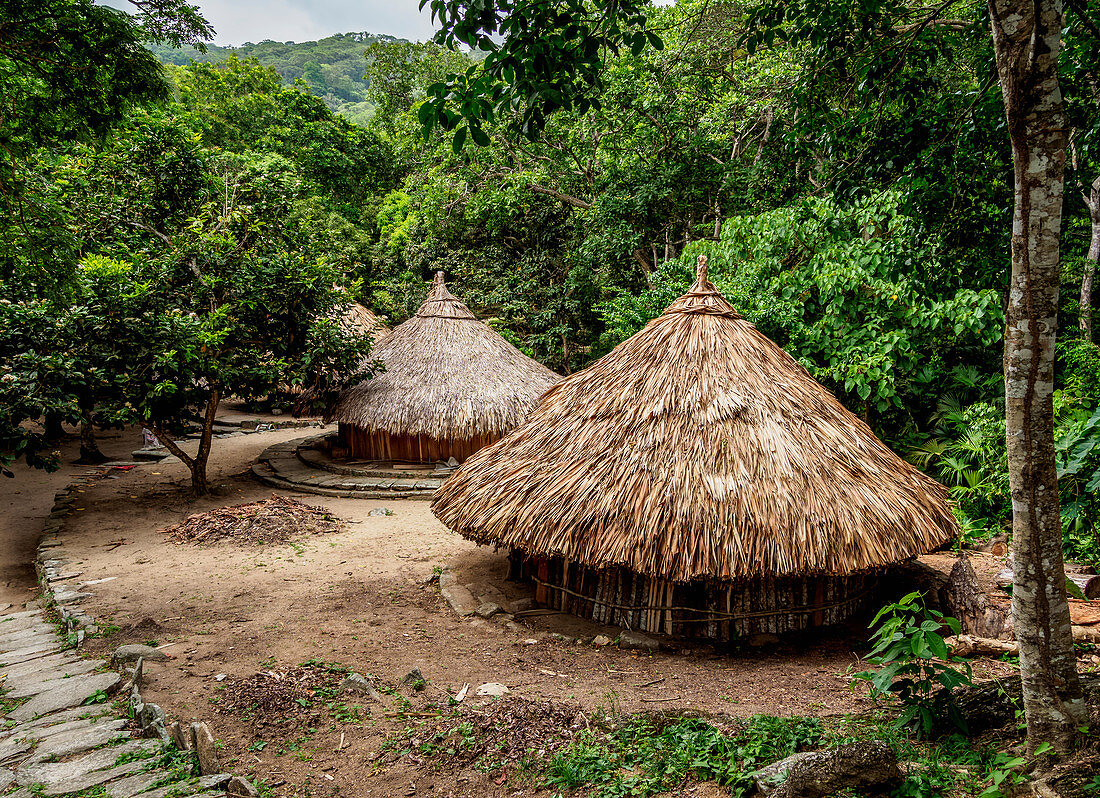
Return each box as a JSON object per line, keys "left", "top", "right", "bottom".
{"left": 250, "top": 460, "right": 438, "bottom": 500}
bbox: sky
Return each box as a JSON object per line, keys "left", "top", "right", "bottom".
{"left": 103, "top": 0, "right": 439, "bottom": 46}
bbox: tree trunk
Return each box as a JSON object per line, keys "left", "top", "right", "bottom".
{"left": 143, "top": 390, "right": 220, "bottom": 496}
{"left": 1081, "top": 177, "right": 1099, "bottom": 340}
{"left": 77, "top": 420, "right": 107, "bottom": 464}
{"left": 190, "top": 390, "right": 220, "bottom": 495}
{"left": 988, "top": 0, "right": 1088, "bottom": 754}
{"left": 43, "top": 412, "right": 65, "bottom": 443}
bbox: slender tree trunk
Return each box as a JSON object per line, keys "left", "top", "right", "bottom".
{"left": 77, "top": 420, "right": 106, "bottom": 464}
{"left": 1081, "top": 177, "right": 1099, "bottom": 340}
{"left": 143, "top": 390, "right": 221, "bottom": 496}
{"left": 190, "top": 389, "right": 220, "bottom": 495}
{"left": 989, "top": 0, "right": 1088, "bottom": 754}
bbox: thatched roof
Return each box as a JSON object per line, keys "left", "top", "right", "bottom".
{"left": 431, "top": 256, "right": 958, "bottom": 582}
{"left": 332, "top": 272, "right": 561, "bottom": 440}
{"left": 342, "top": 302, "right": 389, "bottom": 343}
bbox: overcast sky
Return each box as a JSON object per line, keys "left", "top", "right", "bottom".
{"left": 104, "top": 0, "right": 439, "bottom": 46}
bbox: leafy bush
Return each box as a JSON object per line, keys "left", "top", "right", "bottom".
{"left": 1057, "top": 400, "right": 1100, "bottom": 566}
{"left": 906, "top": 366, "right": 1010, "bottom": 535}
{"left": 855, "top": 592, "right": 972, "bottom": 736}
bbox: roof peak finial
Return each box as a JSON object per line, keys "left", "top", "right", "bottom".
{"left": 696, "top": 255, "right": 708, "bottom": 285}
{"left": 432, "top": 270, "right": 445, "bottom": 286}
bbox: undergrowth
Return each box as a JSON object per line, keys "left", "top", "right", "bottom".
{"left": 544, "top": 714, "right": 821, "bottom": 797}
{"left": 536, "top": 711, "right": 1043, "bottom": 798}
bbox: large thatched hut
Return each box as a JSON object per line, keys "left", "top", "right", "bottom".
{"left": 332, "top": 272, "right": 560, "bottom": 464}
{"left": 431, "top": 257, "right": 958, "bottom": 640}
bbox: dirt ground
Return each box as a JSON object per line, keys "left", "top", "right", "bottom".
{"left": 0, "top": 425, "right": 144, "bottom": 607}
{"left": 10, "top": 428, "right": 1022, "bottom": 798}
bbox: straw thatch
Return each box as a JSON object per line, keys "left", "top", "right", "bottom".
{"left": 432, "top": 256, "right": 958, "bottom": 583}
{"left": 341, "top": 302, "right": 389, "bottom": 343}
{"left": 332, "top": 272, "right": 561, "bottom": 446}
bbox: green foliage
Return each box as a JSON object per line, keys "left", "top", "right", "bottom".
{"left": 601, "top": 191, "right": 1003, "bottom": 430}
{"left": 1056, "top": 400, "right": 1100, "bottom": 566}
{"left": 906, "top": 368, "right": 1010, "bottom": 532}
{"left": 855, "top": 592, "right": 972, "bottom": 737}
{"left": 543, "top": 715, "right": 821, "bottom": 798}
{"left": 419, "top": 0, "right": 661, "bottom": 145}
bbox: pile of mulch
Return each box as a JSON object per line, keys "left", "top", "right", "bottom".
{"left": 216, "top": 664, "right": 346, "bottom": 726}
{"left": 163, "top": 495, "right": 343, "bottom": 545}
{"left": 394, "top": 696, "right": 587, "bottom": 771}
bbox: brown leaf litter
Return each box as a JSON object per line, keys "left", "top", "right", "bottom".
{"left": 163, "top": 495, "right": 344, "bottom": 545}
{"left": 216, "top": 664, "right": 349, "bottom": 727}
{"left": 386, "top": 696, "right": 587, "bottom": 771}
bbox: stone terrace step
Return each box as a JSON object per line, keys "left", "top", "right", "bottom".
{"left": 252, "top": 436, "right": 445, "bottom": 500}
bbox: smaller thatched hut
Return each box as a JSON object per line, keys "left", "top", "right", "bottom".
{"left": 342, "top": 303, "right": 389, "bottom": 343}
{"left": 332, "top": 272, "right": 560, "bottom": 463}
{"left": 431, "top": 256, "right": 958, "bottom": 640}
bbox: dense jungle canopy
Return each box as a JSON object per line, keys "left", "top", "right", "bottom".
{"left": 0, "top": 0, "right": 1098, "bottom": 550}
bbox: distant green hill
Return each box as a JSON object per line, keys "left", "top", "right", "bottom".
{"left": 149, "top": 32, "right": 405, "bottom": 125}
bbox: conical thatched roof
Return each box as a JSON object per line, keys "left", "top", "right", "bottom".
{"left": 332, "top": 272, "right": 561, "bottom": 440}
{"left": 432, "top": 256, "right": 958, "bottom": 582}
{"left": 342, "top": 302, "right": 389, "bottom": 343}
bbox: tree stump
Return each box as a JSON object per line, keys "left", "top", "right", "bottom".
{"left": 948, "top": 556, "right": 1011, "bottom": 639}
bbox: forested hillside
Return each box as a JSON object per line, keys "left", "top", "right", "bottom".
{"left": 147, "top": 32, "right": 405, "bottom": 124}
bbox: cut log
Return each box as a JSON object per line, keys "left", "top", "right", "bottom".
{"left": 938, "top": 672, "right": 1100, "bottom": 737}
{"left": 1069, "top": 573, "right": 1100, "bottom": 599}
{"left": 1073, "top": 625, "right": 1100, "bottom": 644}
{"left": 946, "top": 634, "right": 1018, "bottom": 658}
{"left": 753, "top": 741, "right": 900, "bottom": 798}
{"left": 995, "top": 568, "right": 1099, "bottom": 599}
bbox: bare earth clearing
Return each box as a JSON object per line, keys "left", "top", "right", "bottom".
{"left": 9, "top": 429, "right": 1018, "bottom": 797}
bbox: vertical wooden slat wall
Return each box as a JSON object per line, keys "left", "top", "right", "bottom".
{"left": 515, "top": 552, "right": 876, "bottom": 641}
{"left": 340, "top": 424, "right": 498, "bottom": 463}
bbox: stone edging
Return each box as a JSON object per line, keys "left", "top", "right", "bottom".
{"left": 251, "top": 435, "right": 441, "bottom": 499}
{"left": 0, "top": 464, "right": 259, "bottom": 798}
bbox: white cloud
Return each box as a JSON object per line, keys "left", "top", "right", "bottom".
{"left": 101, "top": 0, "right": 439, "bottom": 46}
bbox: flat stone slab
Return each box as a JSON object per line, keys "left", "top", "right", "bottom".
{"left": 136, "top": 774, "right": 231, "bottom": 798}
{"left": 0, "top": 624, "right": 55, "bottom": 644}
{"left": 0, "top": 740, "right": 33, "bottom": 766}
{"left": 8, "top": 671, "right": 120, "bottom": 721}
{"left": 0, "top": 768, "right": 14, "bottom": 791}
{"left": 0, "top": 642, "right": 63, "bottom": 667}
{"left": 441, "top": 584, "right": 478, "bottom": 617}
{"left": 1, "top": 653, "right": 95, "bottom": 683}
{"left": 0, "top": 636, "right": 59, "bottom": 658}
{"left": 106, "top": 770, "right": 172, "bottom": 798}
{"left": 24, "top": 719, "right": 129, "bottom": 764}
{"left": 17, "top": 739, "right": 159, "bottom": 796}
{"left": 0, "top": 706, "right": 114, "bottom": 739}
{"left": 3, "top": 660, "right": 104, "bottom": 696}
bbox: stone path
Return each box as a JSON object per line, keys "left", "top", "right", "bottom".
{"left": 3, "top": 475, "right": 257, "bottom": 798}
{"left": 252, "top": 435, "right": 445, "bottom": 499}
{"left": 0, "top": 605, "right": 237, "bottom": 798}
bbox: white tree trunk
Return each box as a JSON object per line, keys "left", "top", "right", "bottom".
{"left": 988, "top": 0, "right": 1088, "bottom": 754}
{"left": 1081, "top": 177, "right": 1099, "bottom": 340}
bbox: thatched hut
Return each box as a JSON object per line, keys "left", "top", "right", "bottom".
{"left": 431, "top": 257, "right": 958, "bottom": 639}
{"left": 342, "top": 302, "right": 389, "bottom": 343}
{"left": 332, "top": 272, "right": 560, "bottom": 463}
